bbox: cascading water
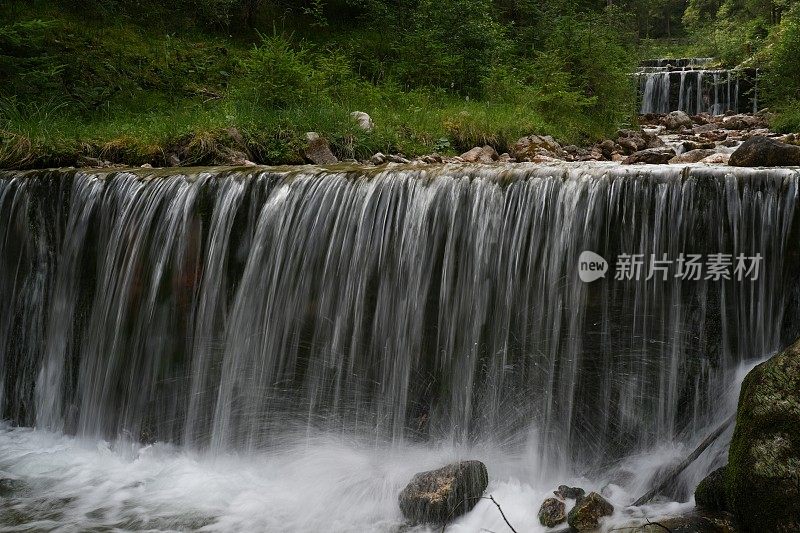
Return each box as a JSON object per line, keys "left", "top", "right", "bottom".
{"left": 1, "top": 163, "right": 799, "bottom": 531}
{"left": 637, "top": 59, "right": 758, "bottom": 115}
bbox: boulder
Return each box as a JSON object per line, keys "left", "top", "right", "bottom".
{"left": 622, "top": 148, "right": 676, "bottom": 165}
{"left": 370, "top": 152, "right": 387, "bottom": 165}
{"left": 727, "top": 338, "right": 800, "bottom": 532}
{"left": 511, "top": 135, "right": 565, "bottom": 161}
{"left": 665, "top": 111, "right": 693, "bottom": 131}
{"left": 538, "top": 497, "right": 567, "bottom": 528}
{"left": 460, "top": 145, "right": 499, "bottom": 163}
{"left": 695, "top": 466, "right": 728, "bottom": 512}
{"left": 567, "top": 492, "right": 614, "bottom": 531}
{"left": 670, "top": 149, "right": 718, "bottom": 164}
{"left": 597, "top": 139, "right": 617, "bottom": 159}
{"left": 303, "top": 132, "right": 338, "bottom": 165}
{"left": 729, "top": 136, "right": 800, "bottom": 167}
{"left": 398, "top": 460, "right": 489, "bottom": 525}
{"left": 350, "top": 111, "right": 374, "bottom": 132}
{"left": 554, "top": 485, "right": 586, "bottom": 501}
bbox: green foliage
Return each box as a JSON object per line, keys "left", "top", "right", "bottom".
{"left": 763, "top": 5, "right": 800, "bottom": 104}
{"left": 397, "top": 0, "right": 511, "bottom": 97}
{"left": 233, "top": 35, "right": 312, "bottom": 109}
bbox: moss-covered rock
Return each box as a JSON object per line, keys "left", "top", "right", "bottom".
{"left": 727, "top": 339, "right": 800, "bottom": 532}
{"left": 538, "top": 497, "right": 567, "bottom": 527}
{"left": 695, "top": 466, "right": 729, "bottom": 512}
{"left": 567, "top": 491, "right": 614, "bottom": 531}
{"left": 398, "top": 460, "right": 488, "bottom": 525}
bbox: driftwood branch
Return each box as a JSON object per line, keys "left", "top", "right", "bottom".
{"left": 632, "top": 415, "right": 735, "bottom": 507}
{"left": 441, "top": 495, "right": 518, "bottom": 533}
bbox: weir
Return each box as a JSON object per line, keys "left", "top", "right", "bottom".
{"left": 2, "top": 163, "right": 799, "bottom": 496}
{"left": 637, "top": 58, "right": 759, "bottom": 115}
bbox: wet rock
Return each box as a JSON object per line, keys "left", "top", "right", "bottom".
{"left": 0, "top": 478, "right": 24, "bottom": 497}
{"left": 511, "top": 135, "right": 564, "bottom": 161}
{"left": 679, "top": 140, "right": 716, "bottom": 152}
{"left": 695, "top": 466, "right": 728, "bottom": 512}
{"left": 701, "top": 153, "right": 731, "bottom": 165}
{"left": 538, "top": 497, "right": 567, "bottom": 528}
{"left": 727, "top": 338, "right": 800, "bottom": 532}
{"left": 670, "top": 149, "right": 718, "bottom": 164}
{"left": 350, "top": 111, "right": 374, "bottom": 132}
{"left": 421, "top": 154, "right": 443, "bottom": 164}
{"left": 370, "top": 152, "right": 387, "bottom": 165}
{"left": 498, "top": 152, "right": 512, "bottom": 163}
{"left": 622, "top": 148, "right": 676, "bottom": 165}
{"left": 729, "top": 136, "right": 800, "bottom": 167}
{"left": 398, "top": 460, "right": 488, "bottom": 525}
{"left": 140, "top": 163, "right": 153, "bottom": 169}
{"left": 616, "top": 511, "right": 738, "bottom": 533}
{"left": 554, "top": 485, "right": 586, "bottom": 501}
{"left": 167, "top": 153, "right": 181, "bottom": 167}
{"left": 303, "top": 132, "right": 338, "bottom": 165}
{"left": 567, "top": 492, "right": 614, "bottom": 531}
{"left": 460, "top": 145, "right": 499, "bottom": 163}
{"left": 665, "top": 111, "right": 692, "bottom": 131}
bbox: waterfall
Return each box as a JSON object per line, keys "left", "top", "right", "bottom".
{"left": 636, "top": 59, "right": 759, "bottom": 115}
{"left": 1, "top": 164, "right": 799, "bottom": 530}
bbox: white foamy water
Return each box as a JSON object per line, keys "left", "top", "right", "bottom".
{"left": 0, "top": 357, "right": 758, "bottom": 532}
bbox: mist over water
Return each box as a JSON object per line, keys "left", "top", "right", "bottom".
{"left": 1, "top": 163, "right": 799, "bottom": 531}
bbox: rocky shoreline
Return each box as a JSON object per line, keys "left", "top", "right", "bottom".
{"left": 58, "top": 110, "right": 800, "bottom": 172}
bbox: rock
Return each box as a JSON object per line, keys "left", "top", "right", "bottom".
{"left": 665, "top": 111, "right": 693, "bottom": 131}
{"left": 554, "top": 485, "right": 586, "bottom": 501}
{"left": 0, "top": 478, "right": 24, "bottom": 497}
{"left": 140, "top": 163, "right": 153, "bottom": 169}
{"left": 350, "top": 111, "right": 374, "bottom": 132}
{"left": 421, "top": 154, "right": 443, "bottom": 164}
{"left": 167, "top": 153, "right": 181, "bottom": 167}
{"left": 303, "top": 132, "right": 338, "bottom": 165}
{"left": 622, "top": 148, "right": 676, "bottom": 165}
{"left": 385, "top": 154, "right": 411, "bottom": 164}
{"left": 670, "top": 149, "right": 718, "bottom": 164}
{"left": 398, "top": 460, "right": 488, "bottom": 525}
{"left": 722, "top": 114, "right": 765, "bottom": 130}
{"left": 727, "top": 338, "right": 800, "bottom": 532}
{"left": 598, "top": 139, "right": 616, "bottom": 158}
{"left": 615, "top": 511, "right": 738, "bottom": 533}
{"left": 695, "top": 466, "right": 728, "bottom": 512}
{"left": 728, "top": 136, "right": 800, "bottom": 167}
{"left": 538, "top": 497, "right": 567, "bottom": 528}
{"left": 77, "top": 156, "right": 105, "bottom": 168}
{"left": 370, "top": 152, "right": 387, "bottom": 165}
{"left": 567, "top": 492, "right": 614, "bottom": 531}
{"left": 460, "top": 145, "right": 499, "bottom": 163}
{"left": 679, "top": 140, "right": 716, "bottom": 152}
{"left": 498, "top": 153, "right": 512, "bottom": 163}
{"left": 701, "top": 153, "right": 731, "bottom": 164}
{"left": 511, "top": 135, "right": 564, "bottom": 161}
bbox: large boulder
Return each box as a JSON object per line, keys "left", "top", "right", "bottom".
{"left": 728, "top": 136, "right": 800, "bottom": 167}
{"left": 538, "top": 497, "right": 567, "bottom": 528}
{"left": 303, "top": 132, "right": 338, "bottom": 165}
{"left": 567, "top": 491, "right": 614, "bottom": 531}
{"left": 511, "top": 135, "right": 565, "bottom": 161}
{"left": 695, "top": 466, "right": 728, "bottom": 512}
{"left": 622, "top": 148, "right": 676, "bottom": 165}
{"left": 398, "top": 460, "right": 489, "bottom": 525}
{"left": 726, "top": 339, "right": 800, "bottom": 532}
{"left": 665, "top": 111, "right": 693, "bottom": 131}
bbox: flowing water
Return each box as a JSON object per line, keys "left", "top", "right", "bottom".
{"left": 1, "top": 163, "right": 799, "bottom": 531}
{"left": 637, "top": 59, "right": 758, "bottom": 115}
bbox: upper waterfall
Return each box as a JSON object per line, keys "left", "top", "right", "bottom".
{"left": 637, "top": 58, "right": 759, "bottom": 115}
